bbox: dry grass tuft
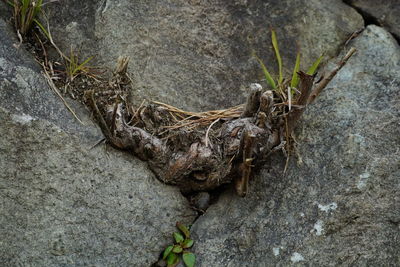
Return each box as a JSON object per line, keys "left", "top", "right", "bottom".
{"left": 152, "top": 101, "right": 243, "bottom": 130}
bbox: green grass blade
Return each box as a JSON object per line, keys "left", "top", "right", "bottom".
{"left": 271, "top": 29, "right": 283, "bottom": 84}
{"left": 67, "top": 48, "right": 78, "bottom": 77}
{"left": 33, "top": 18, "right": 50, "bottom": 39}
{"left": 7, "top": 1, "right": 15, "bottom": 7}
{"left": 24, "top": 8, "right": 36, "bottom": 34}
{"left": 306, "top": 54, "right": 324, "bottom": 75}
{"left": 20, "top": 0, "right": 29, "bottom": 24}
{"left": 21, "top": 0, "right": 29, "bottom": 14}
{"left": 253, "top": 53, "right": 276, "bottom": 89}
{"left": 76, "top": 56, "right": 94, "bottom": 71}
{"left": 290, "top": 52, "right": 301, "bottom": 88}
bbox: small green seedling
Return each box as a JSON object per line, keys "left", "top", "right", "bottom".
{"left": 65, "top": 48, "right": 94, "bottom": 81}
{"left": 162, "top": 222, "right": 196, "bottom": 267}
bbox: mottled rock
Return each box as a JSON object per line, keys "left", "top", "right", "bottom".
{"left": 0, "top": 16, "right": 195, "bottom": 266}
{"left": 190, "top": 25, "right": 400, "bottom": 266}
{"left": 3, "top": 1, "right": 398, "bottom": 266}
{"left": 44, "top": 0, "right": 363, "bottom": 110}
{"left": 0, "top": 18, "right": 101, "bottom": 143}
{"left": 0, "top": 108, "right": 196, "bottom": 266}
{"left": 346, "top": 0, "right": 400, "bottom": 40}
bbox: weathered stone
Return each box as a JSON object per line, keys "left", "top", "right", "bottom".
{"left": 0, "top": 107, "right": 196, "bottom": 266}
{"left": 190, "top": 25, "right": 400, "bottom": 266}
{"left": 44, "top": 0, "right": 363, "bottom": 110}
{"left": 3, "top": 1, "right": 399, "bottom": 266}
{"left": 346, "top": 0, "right": 400, "bottom": 40}
{"left": 0, "top": 18, "right": 101, "bottom": 143}
{"left": 0, "top": 15, "right": 195, "bottom": 266}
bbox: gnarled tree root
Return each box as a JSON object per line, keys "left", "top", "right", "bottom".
{"left": 85, "top": 72, "right": 314, "bottom": 196}
{"left": 85, "top": 47, "right": 355, "bottom": 196}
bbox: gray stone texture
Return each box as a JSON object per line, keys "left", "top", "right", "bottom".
{"left": 1, "top": 0, "right": 399, "bottom": 266}
{"left": 191, "top": 25, "right": 400, "bottom": 266}
{"left": 0, "top": 9, "right": 195, "bottom": 266}
{"left": 0, "top": 18, "right": 101, "bottom": 143}
{"left": 44, "top": 0, "right": 363, "bottom": 110}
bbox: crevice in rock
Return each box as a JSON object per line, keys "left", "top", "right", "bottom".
{"left": 342, "top": 0, "right": 400, "bottom": 45}
{"left": 343, "top": 0, "right": 378, "bottom": 26}
{"left": 392, "top": 34, "right": 400, "bottom": 45}
{"left": 185, "top": 184, "right": 230, "bottom": 222}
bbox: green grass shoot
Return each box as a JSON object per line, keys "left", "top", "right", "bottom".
{"left": 253, "top": 52, "right": 277, "bottom": 89}
{"left": 33, "top": 18, "right": 50, "bottom": 39}
{"left": 271, "top": 29, "right": 283, "bottom": 84}
{"left": 254, "top": 29, "right": 324, "bottom": 94}
{"left": 306, "top": 54, "right": 324, "bottom": 75}
{"left": 66, "top": 48, "right": 94, "bottom": 81}
{"left": 290, "top": 52, "right": 301, "bottom": 88}
{"left": 11, "top": 0, "right": 44, "bottom": 36}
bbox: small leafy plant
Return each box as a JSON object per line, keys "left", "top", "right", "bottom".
{"left": 162, "top": 222, "right": 196, "bottom": 267}
{"left": 251, "top": 29, "right": 325, "bottom": 172}
{"left": 253, "top": 28, "right": 323, "bottom": 93}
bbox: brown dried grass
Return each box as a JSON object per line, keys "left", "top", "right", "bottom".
{"left": 152, "top": 100, "right": 243, "bottom": 130}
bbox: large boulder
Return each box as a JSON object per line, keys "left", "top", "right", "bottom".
{"left": 0, "top": 15, "right": 195, "bottom": 267}
{"left": 190, "top": 25, "right": 400, "bottom": 266}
